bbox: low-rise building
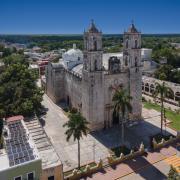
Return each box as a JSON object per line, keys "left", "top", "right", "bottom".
{"left": 0, "top": 115, "right": 63, "bottom": 180}
{"left": 0, "top": 116, "right": 42, "bottom": 180}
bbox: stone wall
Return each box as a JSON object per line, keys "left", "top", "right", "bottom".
{"left": 41, "top": 165, "right": 63, "bottom": 180}
{"left": 104, "top": 72, "right": 129, "bottom": 127}
{"left": 64, "top": 71, "right": 82, "bottom": 111}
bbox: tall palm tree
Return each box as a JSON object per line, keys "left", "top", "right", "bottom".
{"left": 153, "top": 82, "right": 173, "bottom": 134}
{"left": 112, "top": 89, "right": 132, "bottom": 145}
{"left": 63, "top": 112, "right": 89, "bottom": 169}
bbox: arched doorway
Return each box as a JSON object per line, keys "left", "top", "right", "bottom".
{"left": 145, "top": 83, "right": 149, "bottom": 92}
{"left": 175, "top": 92, "right": 180, "bottom": 101}
{"left": 112, "top": 111, "right": 119, "bottom": 125}
{"left": 150, "top": 84, "right": 155, "bottom": 94}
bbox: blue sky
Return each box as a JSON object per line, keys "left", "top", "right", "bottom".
{"left": 0, "top": 0, "right": 180, "bottom": 34}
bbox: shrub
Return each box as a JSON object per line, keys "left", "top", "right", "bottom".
{"left": 70, "top": 107, "right": 78, "bottom": 114}
{"left": 167, "top": 166, "right": 180, "bottom": 180}
{"left": 63, "top": 107, "right": 69, "bottom": 112}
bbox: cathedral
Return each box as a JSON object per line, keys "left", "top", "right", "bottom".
{"left": 45, "top": 21, "right": 142, "bottom": 130}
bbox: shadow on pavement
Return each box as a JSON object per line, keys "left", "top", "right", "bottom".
{"left": 90, "top": 119, "right": 174, "bottom": 150}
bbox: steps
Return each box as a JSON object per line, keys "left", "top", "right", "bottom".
{"left": 164, "top": 155, "right": 180, "bottom": 173}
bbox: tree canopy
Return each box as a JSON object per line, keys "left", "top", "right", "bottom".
{"left": 0, "top": 54, "right": 43, "bottom": 118}
{"left": 154, "top": 65, "right": 180, "bottom": 84}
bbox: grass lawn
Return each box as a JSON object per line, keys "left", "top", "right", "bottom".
{"left": 143, "top": 101, "right": 180, "bottom": 131}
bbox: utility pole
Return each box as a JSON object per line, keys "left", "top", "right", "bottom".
{"left": 93, "top": 140, "right": 96, "bottom": 162}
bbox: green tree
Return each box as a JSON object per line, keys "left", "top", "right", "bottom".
{"left": 153, "top": 82, "right": 173, "bottom": 134}
{"left": 63, "top": 112, "right": 89, "bottom": 169}
{"left": 167, "top": 166, "right": 180, "bottom": 180}
{"left": 0, "top": 55, "right": 43, "bottom": 117}
{"left": 112, "top": 89, "right": 132, "bottom": 145}
{"left": 3, "top": 54, "right": 28, "bottom": 66}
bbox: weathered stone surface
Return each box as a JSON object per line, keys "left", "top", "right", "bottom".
{"left": 46, "top": 23, "right": 142, "bottom": 131}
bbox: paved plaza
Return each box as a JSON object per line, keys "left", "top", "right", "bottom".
{"left": 40, "top": 95, "right": 177, "bottom": 172}
{"left": 80, "top": 144, "right": 179, "bottom": 180}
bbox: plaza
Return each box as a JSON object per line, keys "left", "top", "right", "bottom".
{"left": 40, "top": 94, "right": 177, "bottom": 172}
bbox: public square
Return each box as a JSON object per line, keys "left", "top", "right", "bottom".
{"left": 40, "top": 95, "right": 177, "bottom": 172}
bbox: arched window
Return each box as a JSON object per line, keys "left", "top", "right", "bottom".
{"left": 94, "top": 40, "right": 97, "bottom": 50}
{"left": 125, "top": 56, "right": 128, "bottom": 66}
{"left": 145, "top": 83, "right": 149, "bottom": 92}
{"left": 150, "top": 84, "right": 155, "bottom": 94}
{"left": 126, "top": 39, "right": 128, "bottom": 48}
{"left": 94, "top": 59, "right": 97, "bottom": 70}
{"left": 135, "top": 57, "right": 138, "bottom": 67}
{"left": 135, "top": 40, "right": 138, "bottom": 48}
{"left": 175, "top": 92, "right": 180, "bottom": 101}
{"left": 142, "top": 82, "right": 144, "bottom": 90}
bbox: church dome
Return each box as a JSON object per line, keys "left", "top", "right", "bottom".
{"left": 62, "top": 44, "right": 83, "bottom": 62}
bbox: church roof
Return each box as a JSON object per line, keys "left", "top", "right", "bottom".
{"left": 127, "top": 23, "right": 138, "bottom": 33}
{"left": 71, "top": 64, "right": 83, "bottom": 75}
{"left": 87, "top": 20, "right": 99, "bottom": 33}
{"left": 62, "top": 44, "right": 83, "bottom": 62}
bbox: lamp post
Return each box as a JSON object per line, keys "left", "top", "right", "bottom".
{"left": 93, "top": 140, "right": 96, "bottom": 162}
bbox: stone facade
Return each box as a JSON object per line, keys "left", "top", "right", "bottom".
{"left": 45, "top": 21, "right": 142, "bottom": 130}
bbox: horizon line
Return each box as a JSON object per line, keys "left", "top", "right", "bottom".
{"left": 0, "top": 33, "right": 180, "bottom": 36}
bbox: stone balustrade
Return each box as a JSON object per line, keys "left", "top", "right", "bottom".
{"left": 64, "top": 159, "right": 103, "bottom": 180}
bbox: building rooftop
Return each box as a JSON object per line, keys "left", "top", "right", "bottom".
{"left": 0, "top": 116, "right": 40, "bottom": 171}
{"left": 24, "top": 117, "right": 62, "bottom": 169}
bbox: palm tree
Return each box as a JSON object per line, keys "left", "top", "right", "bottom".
{"left": 112, "top": 89, "right": 132, "bottom": 145}
{"left": 153, "top": 82, "right": 173, "bottom": 134}
{"left": 63, "top": 112, "right": 89, "bottom": 169}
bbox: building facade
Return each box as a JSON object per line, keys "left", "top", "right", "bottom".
{"left": 46, "top": 21, "right": 142, "bottom": 130}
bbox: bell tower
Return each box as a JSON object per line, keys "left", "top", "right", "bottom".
{"left": 82, "top": 20, "right": 104, "bottom": 130}
{"left": 123, "top": 22, "right": 142, "bottom": 120}
{"left": 83, "top": 20, "right": 103, "bottom": 72}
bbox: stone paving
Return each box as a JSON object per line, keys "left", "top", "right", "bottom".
{"left": 81, "top": 143, "right": 178, "bottom": 180}
{"left": 41, "top": 95, "right": 109, "bottom": 171}
{"left": 41, "top": 94, "right": 177, "bottom": 172}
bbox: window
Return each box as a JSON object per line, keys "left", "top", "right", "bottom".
{"left": 93, "top": 40, "right": 97, "bottom": 50}
{"left": 48, "top": 176, "right": 55, "bottom": 180}
{"left": 126, "top": 39, "right": 128, "bottom": 48}
{"left": 27, "top": 172, "right": 34, "bottom": 180}
{"left": 94, "top": 59, "right": 97, "bottom": 70}
{"left": 135, "top": 40, "right": 138, "bottom": 48}
{"left": 14, "top": 176, "right": 22, "bottom": 180}
{"left": 125, "top": 56, "right": 128, "bottom": 66}
{"left": 135, "top": 57, "right": 138, "bottom": 67}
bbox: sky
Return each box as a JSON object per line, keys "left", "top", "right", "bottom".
{"left": 0, "top": 0, "right": 180, "bottom": 34}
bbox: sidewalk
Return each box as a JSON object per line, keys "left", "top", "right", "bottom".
{"left": 81, "top": 143, "right": 178, "bottom": 180}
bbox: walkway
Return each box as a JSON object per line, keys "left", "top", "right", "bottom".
{"left": 164, "top": 155, "right": 180, "bottom": 173}
{"left": 41, "top": 94, "right": 177, "bottom": 171}
{"left": 81, "top": 143, "right": 179, "bottom": 180}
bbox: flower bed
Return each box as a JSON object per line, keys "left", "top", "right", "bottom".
{"left": 111, "top": 146, "right": 130, "bottom": 157}
{"left": 108, "top": 143, "right": 145, "bottom": 166}
{"left": 152, "top": 132, "right": 180, "bottom": 150}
